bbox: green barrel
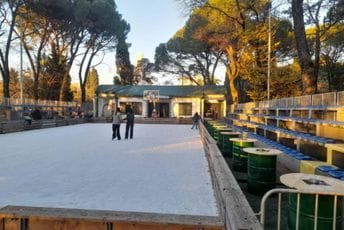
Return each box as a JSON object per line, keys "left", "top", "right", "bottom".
{"left": 204, "top": 118, "right": 213, "bottom": 125}
{"left": 288, "top": 193, "right": 343, "bottom": 230}
{"left": 220, "top": 132, "right": 241, "bottom": 157}
{"left": 231, "top": 139, "right": 255, "bottom": 172}
{"left": 213, "top": 126, "right": 230, "bottom": 142}
{"left": 216, "top": 128, "right": 232, "bottom": 147}
{"left": 206, "top": 121, "right": 220, "bottom": 136}
{"left": 247, "top": 153, "right": 278, "bottom": 195}
{"left": 204, "top": 119, "right": 214, "bottom": 130}
{"left": 208, "top": 123, "right": 225, "bottom": 137}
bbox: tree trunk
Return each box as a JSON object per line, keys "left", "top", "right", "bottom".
{"left": 228, "top": 70, "right": 239, "bottom": 104}
{"left": 292, "top": 0, "right": 317, "bottom": 95}
{"left": 33, "top": 75, "right": 39, "bottom": 102}
{"left": 314, "top": 28, "right": 320, "bottom": 88}
{"left": 0, "top": 2, "right": 20, "bottom": 100}
{"left": 59, "top": 63, "right": 73, "bottom": 102}
{"left": 2, "top": 67, "right": 10, "bottom": 98}
{"left": 81, "top": 86, "right": 86, "bottom": 104}
{"left": 226, "top": 46, "right": 240, "bottom": 104}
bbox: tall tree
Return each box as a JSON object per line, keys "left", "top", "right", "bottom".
{"left": 181, "top": 0, "right": 271, "bottom": 103}
{"left": 40, "top": 44, "right": 68, "bottom": 100}
{"left": 155, "top": 14, "right": 223, "bottom": 86}
{"left": 303, "top": 0, "right": 343, "bottom": 93}
{"left": 116, "top": 36, "right": 134, "bottom": 85}
{"left": 27, "top": 0, "right": 84, "bottom": 101}
{"left": 0, "top": 0, "right": 26, "bottom": 99}
{"left": 9, "top": 68, "right": 20, "bottom": 98}
{"left": 76, "top": 0, "right": 129, "bottom": 102}
{"left": 85, "top": 68, "right": 99, "bottom": 102}
{"left": 133, "top": 57, "right": 156, "bottom": 85}
{"left": 17, "top": 2, "right": 50, "bottom": 101}
{"left": 320, "top": 23, "right": 344, "bottom": 91}
{"left": 292, "top": 0, "right": 316, "bottom": 94}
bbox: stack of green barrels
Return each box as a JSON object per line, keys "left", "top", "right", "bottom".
{"left": 212, "top": 125, "right": 230, "bottom": 142}
{"left": 231, "top": 138, "right": 255, "bottom": 172}
{"left": 219, "top": 132, "right": 241, "bottom": 157}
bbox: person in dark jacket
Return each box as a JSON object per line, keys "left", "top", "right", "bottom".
{"left": 124, "top": 107, "right": 135, "bottom": 139}
{"left": 191, "top": 112, "right": 200, "bottom": 129}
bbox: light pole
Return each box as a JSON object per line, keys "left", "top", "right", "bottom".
{"left": 20, "top": 40, "right": 23, "bottom": 105}
{"left": 267, "top": 1, "right": 272, "bottom": 102}
{"left": 19, "top": 17, "right": 24, "bottom": 118}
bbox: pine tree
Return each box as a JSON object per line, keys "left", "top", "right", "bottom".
{"left": 40, "top": 45, "right": 73, "bottom": 101}
{"left": 85, "top": 68, "right": 99, "bottom": 102}
{"left": 115, "top": 37, "right": 134, "bottom": 85}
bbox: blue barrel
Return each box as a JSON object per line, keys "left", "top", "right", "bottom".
{"left": 315, "top": 165, "right": 339, "bottom": 177}
{"left": 293, "top": 154, "right": 313, "bottom": 161}
{"left": 328, "top": 170, "right": 344, "bottom": 180}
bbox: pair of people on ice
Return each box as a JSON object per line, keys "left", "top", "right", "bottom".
{"left": 112, "top": 107, "right": 135, "bottom": 140}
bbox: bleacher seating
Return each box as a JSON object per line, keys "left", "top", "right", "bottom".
{"left": 229, "top": 117, "right": 336, "bottom": 145}
{"left": 226, "top": 92, "right": 344, "bottom": 169}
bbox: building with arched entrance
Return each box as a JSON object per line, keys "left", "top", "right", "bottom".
{"left": 94, "top": 85, "right": 227, "bottom": 119}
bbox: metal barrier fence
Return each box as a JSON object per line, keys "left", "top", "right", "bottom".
{"left": 260, "top": 188, "right": 344, "bottom": 230}
{"left": 338, "top": 91, "right": 344, "bottom": 106}
{"left": 0, "top": 97, "right": 79, "bottom": 107}
{"left": 235, "top": 91, "right": 344, "bottom": 111}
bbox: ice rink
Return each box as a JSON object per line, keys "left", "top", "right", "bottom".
{"left": 0, "top": 123, "right": 218, "bottom": 216}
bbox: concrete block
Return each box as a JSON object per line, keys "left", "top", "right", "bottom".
{"left": 300, "top": 160, "right": 330, "bottom": 174}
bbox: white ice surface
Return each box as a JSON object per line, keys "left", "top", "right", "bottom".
{"left": 0, "top": 124, "right": 218, "bottom": 216}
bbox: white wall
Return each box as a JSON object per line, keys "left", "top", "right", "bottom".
{"left": 118, "top": 97, "right": 147, "bottom": 117}
{"left": 96, "top": 96, "right": 220, "bottom": 118}
{"left": 170, "top": 98, "right": 201, "bottom": 118}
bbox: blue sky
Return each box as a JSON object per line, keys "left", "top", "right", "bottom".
{"left": 91, "top": 0, "right": 186, "bottom": 84}
{"left": 12, "top": 0, "right": 186, "bottom": 85}
{"left": 116, "top": 0, "right": 186, "bottom": 63}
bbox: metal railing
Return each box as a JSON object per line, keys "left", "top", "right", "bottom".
{"left": 259, "top": 188, "right": 344, "bottom": 230}
{"left": 235, "top": 91, "right": 344, "bottom": 111}
{"left": 0, "top": 97, "right": 79, "bottom": 107}
{"left": 338, "top": 91, "right": 344, "bottom": 106}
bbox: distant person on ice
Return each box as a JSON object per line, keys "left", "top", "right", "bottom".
{"left": 112, "top": 107, "right": 122, "bottom": 140}
{"left": 124, "top": 107, "right": 135, "bottom": 139}
{"left": 191, "top": 112, "right": 200, "bottom": 129}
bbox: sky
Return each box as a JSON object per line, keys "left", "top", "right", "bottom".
{"left": 9, "top": 0, "right": 186, "bottom": 85}
{"left": 93, "top": 0, "right": 187, "bottom": 85}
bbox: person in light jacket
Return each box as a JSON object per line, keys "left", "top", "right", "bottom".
{"left": 112, "top": 107, "right": 122, "bottom": 140}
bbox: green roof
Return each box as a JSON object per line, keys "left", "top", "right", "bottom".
{"left": 96, "top": 85, "right": 227, "bottom": 97}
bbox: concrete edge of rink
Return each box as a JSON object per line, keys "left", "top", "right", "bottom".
{"left": 199, "top": 122, "right": 263, "bottom": 230}
{"left": 0, "top": 205, "right": 224, "bottom": 229}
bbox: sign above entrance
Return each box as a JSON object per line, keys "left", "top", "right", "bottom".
{"left": 143, "top": 90, "right": 160, "bottom": 102}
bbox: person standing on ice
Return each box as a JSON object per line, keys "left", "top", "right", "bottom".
{"left": 112, "top": 107, "right": 122, "bottom": 140}
{"left": 124, "top": 107, "right": 135, "bottom": 139}
{"left": 191, "top": 112, "right": 200, "bottom": 129}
